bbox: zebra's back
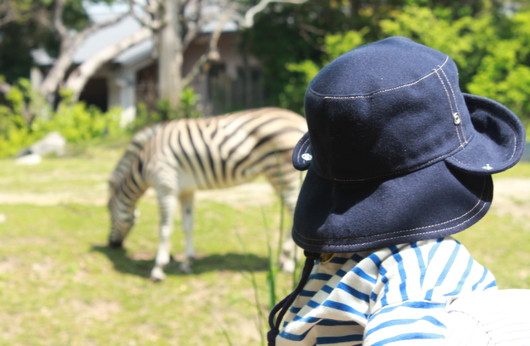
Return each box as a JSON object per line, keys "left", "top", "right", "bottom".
{"left": 143, "top": 108, "right": 307, "bottom": 194}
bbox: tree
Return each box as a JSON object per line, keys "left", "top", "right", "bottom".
{"left": 127, "top": 0, "right": 309, "bottom": 110}
{"left": 0, "top": 0, "right": 61, "bottom": 85}
{"left": 0, "top": 0, "right": 133, "bottom": 103}
{"left": 250, "top": 0, "right": 530, "bottom": 126}
{"left": 378, "top": 4, "right": 530, "bottom": 123}
{"left": 2, "top": 0, "right": 310, "bottom": 111}
{"left": 38, "top": 0, "right": 137, "bottom": 103}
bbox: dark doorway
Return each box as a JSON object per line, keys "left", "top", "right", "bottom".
{"left": 79, "top": 78, "right": 108, "bottom": 111}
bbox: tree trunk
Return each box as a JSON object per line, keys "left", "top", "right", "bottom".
{"left": 157, "top": 0, "right": 183, "bottom": 110}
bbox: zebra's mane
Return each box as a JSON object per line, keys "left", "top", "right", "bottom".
{"left": 109, "top": 123, "right": 164, "bottom": 189}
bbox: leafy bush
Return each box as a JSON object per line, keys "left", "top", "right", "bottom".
{"left": 134, "top": 87, "right": 202, "bottom": 130}
{"left": 48, "top": 90, "right": 122, "bottom": 142}
{"left": 283, "top": 6, "right": 530, "bottom": 138}
{"left": 281, "top": 31, "right": 367, "bottom": 113}
{"left": 0, "top": 78, "right": 125, "bottom": 158}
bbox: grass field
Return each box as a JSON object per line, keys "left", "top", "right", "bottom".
{"left": 0, "top": 140, "right": 529, "bottom": 345}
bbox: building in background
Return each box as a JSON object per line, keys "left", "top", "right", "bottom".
{"left": 31, "top": 5, "right": 265, "bottom": 125}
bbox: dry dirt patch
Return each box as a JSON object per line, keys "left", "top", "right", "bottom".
{"left": 0, "top": 178, "right": 528, "bottom": 219}
{"left": 0, "top": 181, "right": 276, "bottom": 207}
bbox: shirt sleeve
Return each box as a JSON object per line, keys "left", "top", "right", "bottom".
{"left": 364, "top": 300, "right": 448, "bottom": 345}
{"left": 363, "top": 237, "right": 497, "bottom": 346}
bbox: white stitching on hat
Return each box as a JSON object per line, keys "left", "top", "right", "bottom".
{"left": 296, "top": 199, "right": 488, "bottom": 248}
{"left": 439, "top": 65, "right": 470, "bottom": 145}
{"left": 448, "top": 97, "right": 520, "bottom": 170}
{"left": 434, "top": 69, "right": 467, "bottom": 148}
{"left": 294, "top": 173, "right": 490, "bottom": 247}
{"left": 439, "top": 66, "right": 461, "bottom": 116}
{"left": 309, "top": 57, "right": 450, "bottom": 99}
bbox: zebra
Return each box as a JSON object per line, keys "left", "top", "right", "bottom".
{"left": 107, "top": 107, "right": 307, "bottom": 281}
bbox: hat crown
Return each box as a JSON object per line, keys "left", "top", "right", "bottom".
{"left": 305, "top": 36, "right": 470, "bottom": 181}
{"left": 310, "top": 36, "right": 446, "bottom": 96}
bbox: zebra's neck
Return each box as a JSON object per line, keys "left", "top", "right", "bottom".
{"left": 110, "top": 123, "right": 163, "bottom": 203}
{"left": 110, "top": 151, "right": 148, "bottom": 207}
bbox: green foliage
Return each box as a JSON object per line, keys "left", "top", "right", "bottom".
{"left": 379, "top": 6, "right": 530, "bottom": 126}
{"left": 0, "top": 78, "right": 125, "bottom": 158}
{"left": 133, "top": 87, "right": 202, "bottom": 130}
{"left": 466, "top": 10, "right": 530, "bottom": 129}
{"left": 242, "top": 0, "right": 358, "bottom": 108}
{"left": 281, "top": 31, "right": 367, "bottom": 113}
{"left": 379, "top": 6, "right": 495, "bottom": 86}
{"left": 50, "top": 101, "right": 122, "bottom": 143}
{"left": 0, "top": 79, "right": 49, "bottom": 157}
{"left": 0, "top": 0, "right": 94, "bottom": 83}
{"left": 179, "top": 86, "right": 202, "bottom": 119}
{"left": 273, "top": 4, "right": 530, "bottom": 128}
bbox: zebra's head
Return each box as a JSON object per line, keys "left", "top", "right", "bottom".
{"left": 107, "top": 180, "right": 138, "bottom": 248}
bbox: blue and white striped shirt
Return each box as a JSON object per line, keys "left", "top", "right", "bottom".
{"left": 277, "top": 237, "right": 497, "bottom": 345}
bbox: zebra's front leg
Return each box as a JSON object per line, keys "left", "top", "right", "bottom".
{"left": 179, "top": 192, "right": 195, "bottom": 273}
{"left": 151, "top": 190, "right": 178, "bottom": 282}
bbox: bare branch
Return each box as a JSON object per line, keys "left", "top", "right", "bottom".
{"left": 241, "top": 0, "right": 308, "bottom": 28}
{"left": 182, "top": 0, "right": 205, "bottom": 49}
{"left": 0, "top": 2, "right": 16, "bottom": 27}
{"left": 65, "top": 27, "right": 153, "bottom": 101}
{"left": 181, "top": 0, "right": 194, "bottom": 9}
{"left": 0, "top": 81, "right": 11, "bottom": 95}
{"left": 181, "top": 4, "right": 235, "bottom": 88}
{"left": 53, "top": 0, "right": 68, "bottom": 38}
{"left": 128, "top": 0, "right": 165, "bottom": 31}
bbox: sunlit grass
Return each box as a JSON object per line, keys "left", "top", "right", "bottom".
{"left": 456, "top": 161, "right": 530, "bottom": 289}
{"left": 496, "top": 161, "right": 530, "bottom": 178}
{"left": 0, "top": 140, "right": 296, "bottom": 345}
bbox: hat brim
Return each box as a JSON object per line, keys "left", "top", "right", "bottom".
{"left": 292, "top": 160, "right": 492, "bottom": 253}
{"left": 444, "top": 93, "right": 524, "bottom": 174}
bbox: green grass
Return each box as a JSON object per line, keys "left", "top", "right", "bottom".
{"left": 0, "top": 142, "right": 294, "bottom": 345}
{"left": 0, "top": 141, "right": 529, "bottom": 345}
{"left": 455, "top": 161, "right": 530, "bottom": 289}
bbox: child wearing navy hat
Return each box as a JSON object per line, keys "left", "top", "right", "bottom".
{"left": 268, "top": 37, "right": 530, "bottom": 345}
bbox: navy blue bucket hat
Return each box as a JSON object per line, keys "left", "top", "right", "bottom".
{"left": 292, "top": 36, "right": 526, "bottom": 253}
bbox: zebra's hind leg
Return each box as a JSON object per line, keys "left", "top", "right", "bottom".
{"left": 151, "top": 189, "right": 178, "bottom": 282}
{"left": 178, "top": 192, "right": 195, "bottom": 274}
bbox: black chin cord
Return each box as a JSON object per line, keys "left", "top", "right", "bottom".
{"left": 267, "top": 252, "right": 319, "bottom": 345}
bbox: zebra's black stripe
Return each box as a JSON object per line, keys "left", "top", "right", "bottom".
{"left": 169, "top": 126, "right": 184, "bottom": 169}
{"left": 185, "top": 121, "right": 211, "bottom": 189}
{"left": 177, "top": 123, "right": 201, "bottom": 184}
{"left": 197, "top": 122, "right": 219, "bottom": 186}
